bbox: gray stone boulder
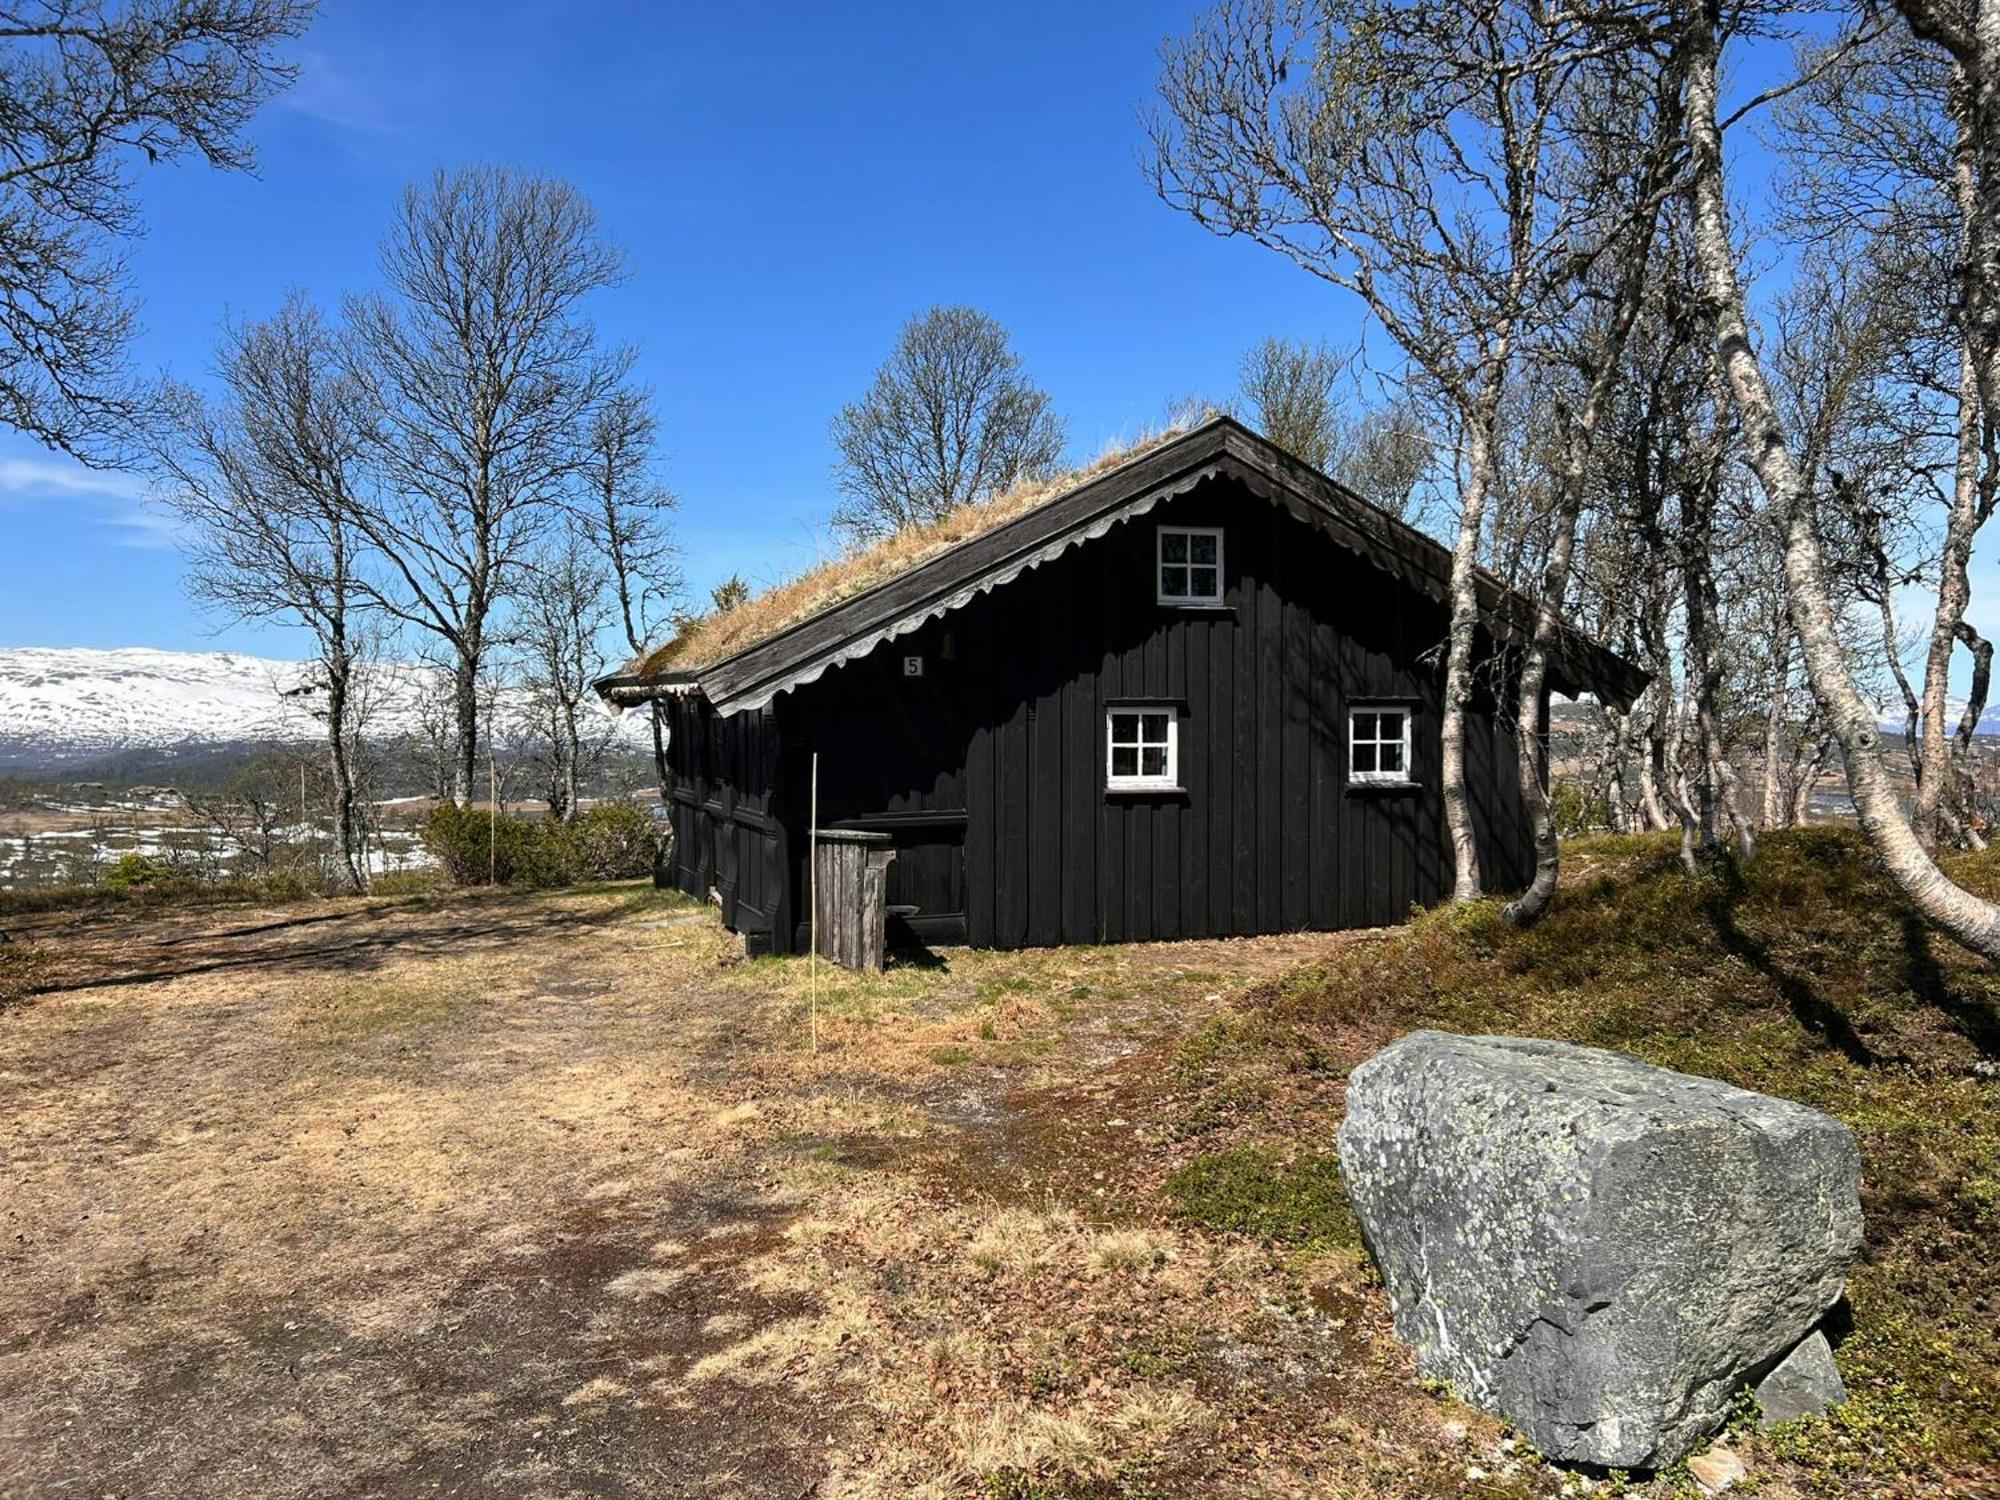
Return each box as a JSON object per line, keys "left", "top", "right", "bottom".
{"left": 1336, "top": 1031, "right": 1861, "bottom": 1470}
{"left": 1753, "top": 1329, "right": 1848, "bottom": 1427}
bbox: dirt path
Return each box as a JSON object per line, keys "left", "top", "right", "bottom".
{"left": 1, "top": 887, "right": 1412, "bottom": 1499}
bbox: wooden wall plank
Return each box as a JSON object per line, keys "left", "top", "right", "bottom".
{"left": 1231, "top": 521, "right": 1259, "bottom": 937}
{"left": 1029, "top": 569, "right": 1065, "bottom": 948}
{"left": 1255, "top": 503, "right": 1282, "bottom": 931}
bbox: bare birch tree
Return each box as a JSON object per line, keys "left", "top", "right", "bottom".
{"left": 1150, "top": 0, "right": 1610, "bottom": 901}
{"left": 346, "top": 166, "right": 630, "bottom": 806}
{"left": 1778, "top": 23, "right": 1998, "bottom": 852}
{"left": 1238, "top": 336, "right": 1352, "bottom": 469}
{"left": 575, "top": 387, "right": 680, "bottom": 797}
{"left": 513, "top": 530, "right": 613, "bottom": 822}
{"left": 830, "top": 305, "right": 1065, "bottom": 542}
{"left": 1235, "top": 336, "right": 1437, "bottom": 513}
{"left": 152, "top": 294, "right": 373, "bottom": 892}
{"left": 1501, "top": 38, "right": 1684, "bottom": 921}
{"left": 1682, "top": 0, "right": 2000, "bottom": 958}
{"left": 0, "top": 0, "right": 315, "bottom": 457}
{"left": 1337, "top": 401, "right": 1434, "bottom": 520}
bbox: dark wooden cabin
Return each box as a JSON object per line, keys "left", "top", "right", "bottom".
{"left": 598, "top": 418, "right": 1643, "bottom": 955}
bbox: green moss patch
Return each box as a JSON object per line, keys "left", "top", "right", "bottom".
{"left": 1163, "top": 1146, "right": 1357, "bottom": 1247}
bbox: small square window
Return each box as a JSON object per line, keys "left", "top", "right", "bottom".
{"left": 1157, "top": 526, "right": 1224, "bottom": 605}
{"left": 1350, "top": 706, "right": 1412, "bottom": 784}
{"left": 1107, "top": 706, "right": 1178, "bottom": 791}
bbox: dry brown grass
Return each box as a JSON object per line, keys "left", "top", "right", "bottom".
{"left": 635, "top": 426, "right": 1191, "bottom": 675}
{"left": 2, "top": 883, "right": 1409, "bottom": 1499}
{"left": 17, "top": 861, "right": 1865, "bottom": 1497}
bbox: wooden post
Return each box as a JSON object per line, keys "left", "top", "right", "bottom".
{"left": 812, "top": 829, "right": 896, "bottom": 973}
{"left": 488, "top": 754, "right": 498, "bottom": 886}
{"left": 809, "top": 751, "right": 820, "bottom": 1052}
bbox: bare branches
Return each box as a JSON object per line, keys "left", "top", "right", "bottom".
{"left": 344, "top": 166, "right": 632, "bottom": 803}
{"left": 1152, "top": 0, "right": 1678, "bottom": 903}
{"left": 1684, "top": 0, "right": 2000, "bottom": 958}
{"left": 577, "top": 386, "right": 681, "bottom": 661}
{"left": 1717, "top": 15, "right": 1892, "bottom": 133}
{"left": 1237, "top": 335, "right": 1353, "bottom": 470}
{"left": 574, "top": 384, "right": 679, "bottom": 799}
{"left": 830, "top": 306, "right": 1065, "bottom": 543}
{"left": 513, "top": 529, "right": 615, "bottom": 822}
{"left": 149, "top": 292, "right": 373, "bottom": 890}
{"left": 0, "top": 0, "right": 315, "bottom": 457}
{"left": 149, "top": 165, "right": 673, "bottom": 832}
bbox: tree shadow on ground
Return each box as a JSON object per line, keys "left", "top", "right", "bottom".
{"left": 24, "top": 893, "right": 649, "bottom": 998}
{"left": 1702, "top": 861, "right": 1877, "bottom": 1068}
{"left": 1897, "top": 911, "right": 2000, "bottom": 1060}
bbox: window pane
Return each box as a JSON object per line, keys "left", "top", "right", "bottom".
{"left": 1141, "top": 746, "right": 1168, "bottom": 777}
{"left": 1161, "top": 565, "right": 1187, "bottom": 597}
{"left": 1111, "top": 713, "right": 1139, "bottom": 744}
{"left": 1141, "top": 712, "right": 1170, "bottom": 744}
{"left": 1354, "top": 712, "right": 1378, "bottom": 741}
{"left": 1112, "top": 747, "right": 1138, "bottom": 777}
{"left": 1190, "top": 567, "right": 1218, "bottom": 598}
{"left": 1354, "top": 743, "right": 1377, "bottom": 773}
{"left": 1161, "top": 531, "right": 1188, "bottom": 562}
{"left": 1380, "top": 741, "right": 1406, "bottom": 774}
{"left": 1190, "top": 533, "right": 1217, "bottom": 564}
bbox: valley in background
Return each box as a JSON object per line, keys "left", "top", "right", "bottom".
{"left": 0, "top": 647, "right": 659, "bottom": 891}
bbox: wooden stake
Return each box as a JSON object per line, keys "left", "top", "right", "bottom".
{"left": 808, "top": 750, "right": 820, "bottom": 1055}
{"left": 489, "top": 752, "right": 498, "bottom": 886}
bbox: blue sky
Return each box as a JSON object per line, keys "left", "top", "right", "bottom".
{"left": 4, "top": 2, "right": 1991, "bottom": 687}
{"left": 0, "top": 0, "right": 1375, "bottom": 657}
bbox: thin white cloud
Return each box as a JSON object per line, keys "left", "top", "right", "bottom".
{"left": 0, "top": 452, "right": 180, "bottom": 551}
{"left": 0, "top": 455, "right": 147, "bottom": 502}
{"left": 95, "top": 500, "right": 185, "bottom": 552}
{"left": 278, "top": 48, "right": 397, "bottom": 136}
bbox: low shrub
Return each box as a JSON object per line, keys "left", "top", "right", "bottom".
{"left": 1550, "top": 776, "right": 1611, "bottom": 838}
{"left": 367, "top": 868, "right": 446, "bottom": 897}
{"left": 562, "top": 799, "right": 660, "bottom": 880}
{"left": 101, "top": 852, "right": 183, "bottom": 895}
{"left": 421, "top": 800, "right": 658, "bottom": 889}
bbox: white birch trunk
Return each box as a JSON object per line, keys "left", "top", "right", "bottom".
{"left": 1441, "top": 409, "right": 1501, "bottom": 902}
{"left": 1688, "top": 2, "right": 2000, "bottom": 958}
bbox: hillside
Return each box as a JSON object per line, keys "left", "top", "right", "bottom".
{"left": 1157, "top": 829, "right": 1998, "bottom": 1493}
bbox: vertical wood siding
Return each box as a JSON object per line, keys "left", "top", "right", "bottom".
{"left": 670, "top": 473, "right": 1538, "bottom": 953}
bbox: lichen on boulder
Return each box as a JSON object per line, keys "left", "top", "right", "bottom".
{"left": 1336, "top": 1030, "right": 1862, "bottom": 1469}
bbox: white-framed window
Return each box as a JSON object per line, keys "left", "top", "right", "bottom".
{"left": 1107, "top": 706, "right": 1179, "bottom": 791}
{"left": 1349, "top": 705, "right": 1413, "bottom": 783}
{"left": 1157, "top": 525, "right": 1224, "bottom": 605}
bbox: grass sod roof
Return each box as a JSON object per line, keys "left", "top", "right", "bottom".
{"left": 606, "top": 416, "right": 1646, "bottom": 714}
{"left": 629, "top": 425, "right": 1193, "bottom": 677}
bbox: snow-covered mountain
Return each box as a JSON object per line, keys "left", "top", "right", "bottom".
{"left": 2, "top": 647, "right": 360, "bottom": 754}
{"left": 1872, "top": 698, "right": 2000, "bottom": 739}
{"left": 0, "top": 646, "right": 641, "bottom": 766}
